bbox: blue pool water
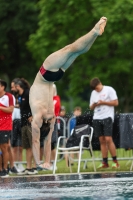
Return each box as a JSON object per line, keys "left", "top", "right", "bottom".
{"left": 0, "top": 172, "right": 133, "bottom": 200}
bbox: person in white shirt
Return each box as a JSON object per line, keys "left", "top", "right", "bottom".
{"left": 11, "top": 107, "right": 25, "bottom": 172}
{"left": 89, "top": 77, "right": 119, "bottom": 169}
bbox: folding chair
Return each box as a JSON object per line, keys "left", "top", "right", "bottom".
{"left": 53, "top": 124, "right": 96, "bottom": 174}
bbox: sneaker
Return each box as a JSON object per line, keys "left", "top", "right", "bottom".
{"left": 26, "top": 168, "right": 37, "bottom": 175}
{"left": 32, "top": 168, "right": 38, "bottom": 174}
{"left": 9, "top": 166, "right": 18, "bottom": 174}
{"left": 17, "top": 163, "right": 25, "bottom": 172}
{"left": 97, "top": 162, "right": 109, "bottom": 169}
{"left": 0, "top": 169, "right": 9, "bottom": 177}
{"left": 112, "top": 161, "right": 120, "bottom": 169}
{"left": 17, "top": 169, "right": 27, "bottom": 175}
{"left": 17, "top": 168, "right": 36, "bottom": 175}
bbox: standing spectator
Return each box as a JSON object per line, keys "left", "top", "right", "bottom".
{"left": 11, "top": 81, "right": 24, "bottom": 172}
{"left": 89, "top": 77, "right": 119, "bottom": 168}
{"left": 7, "top": 140, "right": 19, "bottom": 174}
{"left": 0, "top": 79, "right": 15, "bottom": 177}
{"left": 0, "top": 80, "right": 19, "bottom": 175}
{"left": 11, "top": 106, "right": 24, "bottom": 172}
{"left": 11, "top": 78, "right": 37, "bottom": 175}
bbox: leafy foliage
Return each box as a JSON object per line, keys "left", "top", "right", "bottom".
{"left": 27, "top": 0, "right": 133, "bottom": 112}
{"left": 0, "top": 0, "right": 39, "bottom": 82}
{"left": 1, "top": 0, "right": 133, "bottom": 112}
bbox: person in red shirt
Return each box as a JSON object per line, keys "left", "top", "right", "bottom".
{"left": 0, "top": 79, "right": 15, "bottom": 177}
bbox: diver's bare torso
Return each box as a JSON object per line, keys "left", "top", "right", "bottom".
{"left": 29, "top": 72, "right": 54, "bottom": 121}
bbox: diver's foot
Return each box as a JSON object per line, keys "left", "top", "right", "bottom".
{"left": 94, "top": 16, "right": 107, "bottom": 36}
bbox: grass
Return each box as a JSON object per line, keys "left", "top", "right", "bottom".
{"left": 21, "top": 148, "right": 133, "bottom": 175}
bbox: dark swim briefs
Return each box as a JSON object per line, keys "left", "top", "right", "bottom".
{"left": 40, "top": 65, "right": 64, "bottom": 82}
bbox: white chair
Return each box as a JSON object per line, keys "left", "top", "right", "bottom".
{"left": 53, "top": 125, "right": 96, "bottom": 174}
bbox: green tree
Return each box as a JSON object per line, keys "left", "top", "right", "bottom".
{"left": 26, "top": 0, "right": 133, "bottom": 112}
{"left": 0, "top": 0, "right": 39, "bottom": 83}
{"left": 89, "top": 0, "right": 133, "bottom": 112}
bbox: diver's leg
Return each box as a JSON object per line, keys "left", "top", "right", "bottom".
{"left": 43, "top": 17, "right": 107, "bottom": 71}
{"left": 32, "top": 113, "right": 43, "bottom": 165}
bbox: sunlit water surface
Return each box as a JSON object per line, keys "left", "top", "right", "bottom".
{"left": 0, "top": 173, "right": 133, "bottom": 200}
